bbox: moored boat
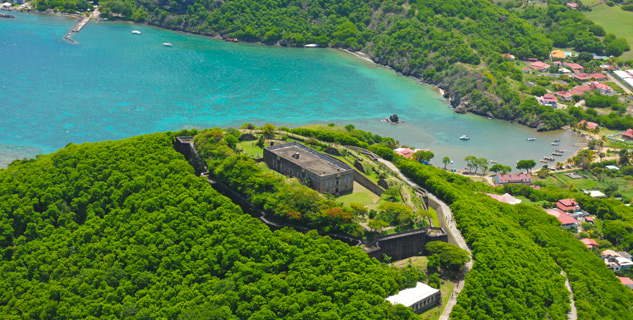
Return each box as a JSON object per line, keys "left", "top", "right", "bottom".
{"left": 526, "top": 137, "right": 535, "bottom": 141}
{"left": 555, "top": 149, "right": 565, "bottom": 153}
{"left": 459, "top": 135, "right": 470, "bottom": 141}
{"left": 163, "top": 42, "right": 173, "bottom": 47}
{"left": 544, "top": 156, "right": 555, "bottom": 161}
{"left": 552, "top": 152, "right": 563, "bottom": 156}
{"left": 132, "top": 30, "right": 141, "bottom": 35}
{"left": 551, "top": 142, "right": 559, "bottom": 146}
{"left": 554, "top": 139, "right": 560, "bottom": 142}
{"left": 540, "top": 159, "right": 548, "bottom": 163}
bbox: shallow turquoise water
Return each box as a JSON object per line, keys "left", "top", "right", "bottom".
{"left": 0, "top": 12, "right": 583, "bottom": 169}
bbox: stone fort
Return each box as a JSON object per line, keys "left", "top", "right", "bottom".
{"left": 263, "top": 142, "right": 355, "bottom": 196}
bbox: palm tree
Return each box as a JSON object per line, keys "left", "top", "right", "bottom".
{"left": 442, "top": 157, "right": 451, "bottom": 170}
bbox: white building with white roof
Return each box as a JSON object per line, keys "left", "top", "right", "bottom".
{"left": 386, "top": 282, "right": 442, "bottom": 313}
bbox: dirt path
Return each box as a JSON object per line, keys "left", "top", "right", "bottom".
{"left": 561, "top": 270, "right": 578, "bottom": 320}
{"left": 376, "top": 158, "right": 473, "bottom": 320}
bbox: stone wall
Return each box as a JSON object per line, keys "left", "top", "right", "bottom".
{"left": 353, "top": 170, "right": 384, "bottom": 196}
{"left": 173, "top": 137, "right": 207, "bottom": 175}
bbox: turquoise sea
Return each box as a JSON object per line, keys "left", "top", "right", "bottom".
{"left": 0, "top": 12, "right": 583, "bottom": 169}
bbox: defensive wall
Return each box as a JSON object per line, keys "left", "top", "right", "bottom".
{"left": 174, "top": 136, "right": 448, "bottom": 262}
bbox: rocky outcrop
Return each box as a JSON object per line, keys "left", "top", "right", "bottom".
{"left": 0, "top": 13, "right": 15, "bottom": 19}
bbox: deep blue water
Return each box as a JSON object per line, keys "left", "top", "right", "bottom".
{"left": 0, "top": 12, "right": 583, "bottom": 168}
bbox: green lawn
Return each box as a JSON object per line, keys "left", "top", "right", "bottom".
{"left": 237, "top": 141, "right": 264, "bottom": 158}
{"left": 299, "top": 124, "right": 349, "bottom": 133}
{"left": 336, "top": 182, "right": 380, "bottom": 206}
{"left": 584, "top": 3, "right": 633, "bottom": 60}
{"left": 428, "top": 207, "right": 440, "bottom": 227}
{"left": 538, "top": 171, "right": 633, "bottom": 201}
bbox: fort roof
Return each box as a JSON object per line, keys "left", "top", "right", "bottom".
{"left": 265, "top": 142, "right": 352, "bottom": 177}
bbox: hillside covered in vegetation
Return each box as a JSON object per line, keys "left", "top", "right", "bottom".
{"left": 290, "top": 125, "right": 633, "bottom": 319}
{"left": 0, "top": 132, "right": 422, "bottom": 319}
{"left": 35, "top": 0, "right": 631, "bottom": 130}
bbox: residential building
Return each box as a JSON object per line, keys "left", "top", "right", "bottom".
{"left": 522, "top": 67, "right": 531, "bottom": 74}
{"left": 263, "top": 142, "right": 355, "bottom": 196}
{"left": 572, "top": 73, "right": 592, "bottom": 81}
{"left": 494, "top": 173, "right": 532, "bottom": 185}
{"left": 386, "top": 282, "right": 442, "bottom": 313}
{"left": 580, "top": 238, "right": 599, "bottom": 250}
{"left": 393, "top": 147, "right": 414, "bottom": 159}
{"left": 602, "top": 250, "right": 633, "bottom": 272}
{"left": 486, "top": 193, "right": 522, "bottom": 205}
{"left": 588, "top": 82, "right": 614, "bottom": 95}
{"left": 564, "top": 62, "right": 584, "bottom": 72}
{"left": 591, "top": 73, "right": 607, "bottom": 81}
{"left": 538, "top": 93, "right": 558, "bottom": 108}
{"left": 502, "top": 53, "right": 515, "bottom": 60}
{"left": 585, "top": 216, "right": 595, "bottom": 224}
{"left": 556, "top": 198, "right": 580, "bottom": 213}
{"left": 566, "top": 2, "right": 579, "bottom": 9}
{"left": 579, "top": 120, "right": 599, "bottom": 130}
{"left": 585, "top": 190, "right": 606, "bottom": 198}
{"left": 618, "top": 277, "right": 633, "bottom": 290}
{"left": 551, "top": 50, "right": 566, "bottom": 59}
{"left": 622, "top": 129, "right": 633, "bottom": 140}
{"left": 530, "top": 61, "right": 550, "bottom": 71}
{"left": 545, "top": 209, "right": 579, "bottom": 229}
{"left": 555, "top": 91, "right": 574, "bottom": 102}
{"left": 573, "top": 85, "right": 592, "bottom": 93}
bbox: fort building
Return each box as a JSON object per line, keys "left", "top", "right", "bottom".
{"left": 263, "top": 142, "right": 354, "bottom": 196}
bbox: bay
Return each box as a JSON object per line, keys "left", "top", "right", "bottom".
{"left": 0, "top": 12, "right": 583, "bottom": 169}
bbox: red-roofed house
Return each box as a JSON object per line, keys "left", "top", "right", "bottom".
{"left": 573, "top": 73, "right": 592, "bottom": 81}
{"left": 580, "top": 238, "right": 599, "bottom": 249}
{"left": 556, "top": 198, "right": 580, "bottom": 213}
{"left": 566, "top": 2, "right": 579, "bottom": 9}
{"left": 538, "top": 93, "right": 558, "bottom": 108}
{"left": 522, "top": 67, "right": 531, "bottom": 74}
{"left": 585, "top": 216, "right": 595, "bottom": 224}
{"left": 530, "top": 61, "right": 550, "bottom": 71}
{"left": 618, "top": 277, "right": 633, "bottom": 289}
{"left": 579, "top": 120, "right": 599, "bottom": 130}
{"left": 555, "top": 91, "right": 574, "bottom": 102}
{"left": 546, "top": 209, "right": 579, "bottom": 229}
{"left": 494, "top": 173, "right": 532, "bottom": 185}
{"left": 393, "top": 147, "right": 414, "bottom": 159}
{"left": 622, "top": 129, "right": 633, "bottom": 141}
{"left": 554, "top": 61, "right": 563, "bottom": 66}
{"left": 573, "top": 85, "right": 592, "bottom": 92}
{"left": 588, "top": 82, "right": 614, "bottom": 95}
{"left": 564, "top": 62, "right": 584, "bottom": 72}
{"left": 502, "top": 53, "right": 515, "bottom": 60}
{"left": 591, "top": 73, "right": 608, "bottom": 81}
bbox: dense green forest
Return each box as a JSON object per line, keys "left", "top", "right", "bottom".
{"left": 0, "top": 132, "right": 424, "bottom": 319}
{"left": 34, "top": 0, "right": 631, "bottom": 130}
{"left": 291, "top": 125, "right": 633, "bottom": 319}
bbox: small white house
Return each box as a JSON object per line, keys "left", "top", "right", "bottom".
{"left": 386, "top": 282, "right": 442, "bottom": 313}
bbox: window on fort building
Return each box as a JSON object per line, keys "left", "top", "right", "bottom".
{"left": 336, "top": 180, "right": 339, "bottom": 185}
{"left": 326, "top": 182, "right": 331, "bottom": 187}
{"left": 273, "top": 160, "right": 276, "bottom": 165}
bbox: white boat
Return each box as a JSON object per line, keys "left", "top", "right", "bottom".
{"left": 304, "top": 44, "right": 318, "bottom": 48}
{"left": 459, "top": 135, "right": 470, "bottom": 141}
{"left": 163, "top": 42, "right": 173, "bottom": 47}
{"left": 132, "top": 30, "right": 141, "bottom": 35}
{"left": 526, "top": 137, "right": 535, "bottom": 141}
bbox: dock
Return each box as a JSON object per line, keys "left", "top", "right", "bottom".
{"left": 72, "top": 15, "right": 91, "bottom": 32}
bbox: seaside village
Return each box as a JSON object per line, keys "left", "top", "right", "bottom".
{"left": 503, "top": 48, "right": 633, "bottom": 109}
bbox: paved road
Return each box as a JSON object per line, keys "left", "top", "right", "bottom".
{"left": 377, "top": 158, "right": 473, "bottom": 320}
{"left": 607, "top": 73, "right": 632, "bottom": 94}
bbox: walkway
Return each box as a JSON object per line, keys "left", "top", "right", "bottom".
{"left": 376, "top": 158, "right": 473, "bottom": 320}
{"left": 561, "top": 270, "right": 578, "bottom": 320}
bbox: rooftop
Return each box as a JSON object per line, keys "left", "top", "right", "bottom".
{"left": 622, "top": 129, "right": 633, "bottom": 139}
{"left": 545, "top": 209, "right": 578, "bottom": 225}
{"left": 618, "top": 277, "right": 633, "bottom": 286}
{"left": 386, "top": 282, "right": 440, "bottom": 307}
{"left": 265, "top": 142, "right": 352, "bottom": 177}
{"left": 486, "top": 193, "right": 522, "bottom": 205}
{"left": 580, "top": 238, "right": 598, "bottom": 248}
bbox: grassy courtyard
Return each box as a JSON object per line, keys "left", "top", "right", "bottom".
{"left": 535, "top": 170, "right": 633, "bottom": 201}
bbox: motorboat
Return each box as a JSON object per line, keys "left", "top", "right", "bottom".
{"left": 163, "top": 42, "right": 173, "bottom": 47}
{"left": 132, "top": 30, "right": 141, "bottom": 35}
{"left": 526, "top": 138, "right": 536, "bottom": 141}
{"left": 459, "top": 135, "right": 470, "bottom": 141}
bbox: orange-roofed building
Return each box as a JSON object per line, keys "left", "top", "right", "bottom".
{"left": 622, "top": 129, "right": 633, "bottom": 141}
{"left": 556, "top": 198, "right": 580, "bottom": 213}
{"left": 545, "top": 209, "right": 579, "bottom": 229}
{"left": 579, "top": 120, "right": 599, "bottom": 130}
{"left": 618, "top": 277, "right": 633, "bottom": 289}
{"left": 580, "top": 238, "right": 599, "bottom": 249}
{"left": 393, "top": 147, "right": 415, "bottom": 159}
